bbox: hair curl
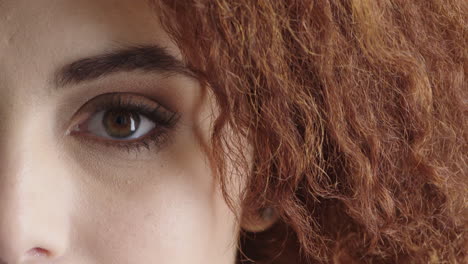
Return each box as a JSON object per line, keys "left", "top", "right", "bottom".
{"left": 153, "top": 0, "right": 467, "bottom": 263}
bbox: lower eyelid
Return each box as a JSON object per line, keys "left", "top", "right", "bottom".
{"left": 69, "top": 115, "right": 175, "bottom": 153}
{"left": 109, "top": 132, "right": 169, "bottom": 157}
{"left": 66, "top": 92, "right": 181, "bottom": 155}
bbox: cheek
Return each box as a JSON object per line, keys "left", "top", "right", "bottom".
{"left": 67, "top": 131, "right": 238, "bottom": 263}
{"left": 82, "top": 181, "right": 220, "bottom": 263}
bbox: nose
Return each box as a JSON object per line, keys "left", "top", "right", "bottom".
{"left": 0, "top": 128, "right": 70, "bottom": 263}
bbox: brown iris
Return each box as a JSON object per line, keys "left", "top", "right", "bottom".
{"left": 102, "top": 109, "right": 141, "bottom": 138}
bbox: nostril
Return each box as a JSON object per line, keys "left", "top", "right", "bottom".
{"left": 25, "top": 247, "right": 50, "bottom": 258}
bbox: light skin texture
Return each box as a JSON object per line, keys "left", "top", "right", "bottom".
{"left": 0, "top": 0, "right": 242, "bottom": 263}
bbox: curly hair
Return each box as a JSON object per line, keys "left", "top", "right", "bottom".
{"left": 152, "top": 0, "right": 467, "bottom": 263}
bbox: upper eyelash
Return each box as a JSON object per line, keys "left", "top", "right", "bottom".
{"left": 93, "top": 94, "right": 179, "bottom": 127}
{"left": 70, "top": 92, "right": 180, "bottom": 153}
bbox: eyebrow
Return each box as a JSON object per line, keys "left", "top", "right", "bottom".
{"left": 53, "top": 44, "right": 194, "bottom": 88}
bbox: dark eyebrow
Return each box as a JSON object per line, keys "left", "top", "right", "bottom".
{"left": 53, "top": 44, "right": 194, "bottom": 88}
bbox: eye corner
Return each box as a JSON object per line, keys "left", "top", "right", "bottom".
{"left": 65, "top": 123, "right": 80, "bottom": 136}
{"left": 65, "top": 92, "right": 180, "bottom": 155}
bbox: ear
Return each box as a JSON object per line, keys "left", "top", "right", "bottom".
{"left": 240, "top": 207, "right": 279, "bottom": 233}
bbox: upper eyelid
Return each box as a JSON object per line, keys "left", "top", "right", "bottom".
{"left": 65, "top": 92, "right": 179, "bottom": 135}
{"left": 66, "top": 94, "right": 180, "bottom": 153}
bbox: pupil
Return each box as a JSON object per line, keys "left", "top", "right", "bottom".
{"left": 115, "top": 116, "right": 126, "bottom": 125}
{"left": 103, "top": 109, "right": 141, "bottom": 138}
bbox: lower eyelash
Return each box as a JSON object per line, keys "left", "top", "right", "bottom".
{"left": 70, "top": 92, "right": 180, "bottom": 154}
{"left": 101, "top": 125, "right": 173, "bottom": 154}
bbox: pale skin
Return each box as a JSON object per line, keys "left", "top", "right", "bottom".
{"left": 0, "top": 0, "right": 246, "bottom": 263}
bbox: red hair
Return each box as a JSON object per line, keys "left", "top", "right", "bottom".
{"left": 153, "top": 1, "right": 467, "bottom": 263}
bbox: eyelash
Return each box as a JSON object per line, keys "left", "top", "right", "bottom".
{"left": 69, "top": 93, "right": 180, "bottom": 153}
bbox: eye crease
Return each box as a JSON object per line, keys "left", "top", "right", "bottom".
{"left": 68, "top": 92, "right": 180, "bottom": 153}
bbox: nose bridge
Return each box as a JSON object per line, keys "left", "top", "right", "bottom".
{"left": 0, "top": 115, "right": 70, "bottom": 262}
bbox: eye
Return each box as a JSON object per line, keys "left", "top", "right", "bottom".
{"left": 87, "top": 109, "right": 155, "bottom": 140}
{"left": 68, "top": 92, "right": 180, "bottom": 151}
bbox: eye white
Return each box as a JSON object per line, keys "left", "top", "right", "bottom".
{"left": 86, "top": 110, "right": 156, "bottom": 140}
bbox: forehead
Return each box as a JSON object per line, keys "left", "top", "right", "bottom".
{"left": 0, "top": 0, "right": 164, "bottom": 40}
{"left": 0, "top": 0, "right": 177, "bottom": 94}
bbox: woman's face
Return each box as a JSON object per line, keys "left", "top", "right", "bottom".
{"left": 0, "top": 0, "right": 240, "bottom": 263}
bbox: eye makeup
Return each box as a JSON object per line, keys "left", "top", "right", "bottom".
{"left": 67, "top": 92, "right": 180, "bottom": 154}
